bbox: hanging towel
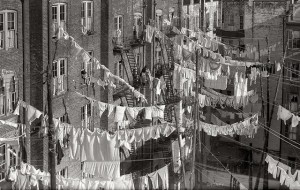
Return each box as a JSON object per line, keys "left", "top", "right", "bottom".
{"left": 145, "top": 107, "right": 153, "bottom": 120}
{"left": 26, "top": 105, "right": 42, "bottom": 125}
{"left": 139, "top": 176, "right": 149, "bottom": 190}
{"left": 148, "top": 171, "right": 159, "bottom": 189}
{"left": 277, "top": 105, "right": 293, "bottom": 124}
{"left": 107, "top": 104, "right": 116, "bottom": 118}
{"left": 157, "top": 165, "right": 169, "bottom": 190}
{"left": 98, "top": 102, "right": 107, "bottom": 118}
{"left": 114, "top": 106, "right": 126, "bottom": 122}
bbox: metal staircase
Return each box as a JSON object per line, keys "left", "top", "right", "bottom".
{"left": 123, "top": 49, "right": 139, "bottom": 88}
{"left": 157, "top": 38, "right": 180, "bottom": 122}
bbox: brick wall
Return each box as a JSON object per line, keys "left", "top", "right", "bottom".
{"left": 0, "top": 0, "right": 24, "bottom": 120}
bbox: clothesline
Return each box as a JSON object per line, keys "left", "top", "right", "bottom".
{"left": 198, "top": 114, "right": 259, "bottom": 137}
{"left": 277, "top": 105, "right": 300, "bottom": 128}
{"left": 75, "top": 91, "right": 166, "bottom": 124}
{"left": 265, "top": 154, "right": 300, "bottom": 189}
{"left": 59, "top": 27, "right": 147, "bottom": 103}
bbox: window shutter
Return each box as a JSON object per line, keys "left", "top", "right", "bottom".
{"left": 63, "top": 74, "right": 67, "bottom": 92}
{"left": 53, "top": 61, "right": 58, "bottom": 77}
{"left": 53, "top": 77, "right": 57, "bottom": 95}
{"left": 114, "top": 17, "right": 118, "bottom": 31}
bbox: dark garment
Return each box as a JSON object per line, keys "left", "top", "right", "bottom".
{"left": 56, "top": 140, "right": 64, "bottom": 165}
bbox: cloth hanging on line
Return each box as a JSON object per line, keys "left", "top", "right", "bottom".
{"left": 204, "top": 76, "right": 228, "bottom": 90}
{"left": 198, "top": 114, "right": 259, "bottom": 137}
{"left": 265, "top": 154, "right": 300, "bottom": 189}
{"left": 61, "top": 28, "right": 147, "bottom": 103}
{"left": 69, "top": 128, "right": 120, "bottom": 180}
{"left": 277, "top": 105, "right": 300, "bottom": 126}
{"left": 200, "top": 88, "right": 256, "bottom": 109}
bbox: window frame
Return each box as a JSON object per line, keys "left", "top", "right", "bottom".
{"left": 288, "top": 30, "right": 300, "bottom": 49}
{"left": 0, "top": 144, "right": 5, "bottom": 182}
{"left": 239, "top": 15, "right": 244, "bottom": 30}
{"left": 290, "top": 62, "right": 300, "bottom": 80}
{"left": 53, "top": 58, "right": 67, "bottom": 95}
{"left": 0, "top": 10, "right": 17, "bottom": 50}
{"left": 0, "top": 144, "right": 18, "bottom": 182}
{"left": 81, "top": 103, "right": 93, "bottom": 131}
{"left": 81, "top": 1, "right": 94, "bottom": 33}
{"left": 0, "top": 72, "right": 18, "bottom": 116}
{"left": 289, "top": 94, "right": 298, "bottom": 112}
{"left": 52, "top": 3, "right": 67, "bottom": 38}
{"left": 289, "top": 126, "right": 297, "bottom": 140}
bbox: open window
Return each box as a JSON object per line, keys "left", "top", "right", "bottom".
{"left": 0, "top": 10, "right": 17, "bottom": 50}
{"left": 52, "top": 3, "right": 67, "bottom": 38}
{"left": 81, "top": 1, "right": 93, "bottom": 34}
{"left": 53, "top": 58, "right": 67, "bottom": 95}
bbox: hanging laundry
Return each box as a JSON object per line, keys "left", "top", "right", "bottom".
{"left": 277, "top": 105, "right": 293, "bottom": 124}
{"left": 198, "top": 114, "right": 259, "bottom": 137}
{"left": 146, "top": 25, "right": 156, "bottom": 43}
{"left": 291, "top": 115, "right": 300, "bottom": 128}
{"left": 152, "top": 105, "right": 165, "bottom": 119}
{"left": 126, "top": 107, "right": 143, "bottom": 121}
{"left": 276, "top": 61, "right": 281, "bottom": 71}
{"left": 148, "top": 171, "right": 159, "bottom": 189}
{"left": 98, "top": 102, "right": 107, "bottom": 118}
{"left": 211, "top": 114, "right": 227, "bottom": 126}
{"left": 139, "top": 176, "right": 150, "bottom": 190}
{"left": 198, "top": 94, "right": 206, "bottom": 108}
{"left": 204, "top": 76, "right": 228, "bottom": 90}
{"left": 114, "top": 106, "right": 126, "bottom": 122}
{"left": 107, "top": 104, "right": 116, "bottom": 118}
{"left": 0, "top": 119, "right": 18, "bottom": 128}
{"left": 83, "top": 162, "right": 120, "bottom": 181}
{"left": 265, "top": 154, "right": 300, "bottom": 189}
{"left": 145, "top": 107, "right": 153, "bottom": 120}
{"left": 56, "top": 139, "right": 64, "bottom": 165}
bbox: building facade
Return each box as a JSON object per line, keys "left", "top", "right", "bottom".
{"left": 0, "top": 0, "right": 23, "bottom": 188}
{"left": 281, "top": 0, "right": 300, "bottom": 171}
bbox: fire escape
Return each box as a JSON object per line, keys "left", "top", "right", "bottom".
{"left": 112, "top": 31, "right": 144, "bottom": 107}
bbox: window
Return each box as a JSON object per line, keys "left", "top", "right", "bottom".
{"left": 156, "top": 10, "right": 163, "bottom": 31}
{"left": 0, "top": 144, "right": 17, "bottom": 182}
{"left": 289, "top": 126, "right": 297, "bottom": 140}
{"left": 81, "top": 1, "right": 93, "bottom": 33}
{"left": 136, "top": 53, "right": 141, "bottom": 73}
{"left": 0, "top": 78, "right": 5, "bottom": 116}
{"left": 289, "top": 94, "right": 298, "bottom": 112}
{"left": 81, "top": 103, "right": 92, "bottom": 131}
{"left": 291, "top": 63, "right": 300, "bottom": 79}
{"left": 53, "top": 58, "right": 67, "bottom": 95}
{"left": 0, "top": 71, "right": 18, "bottom": 116}
{"left": 114, "top": 15, "right": 123, "bottom": 44}
{"left": 0, "top": 11, "right": 17, "bottom": 50}
{"left": 114, "top": 15, "right": 123, "bottom": 35}
{"left": 133, "top": 13, "right": 142, "bottom": 38}
{"left": 57, "top": 167, "right": 68, "bottom": 189}
{"left": 240, "top": 15, "right": 244, "bottom": 30}
{"left": 288, "top": 30, "right": 300, "bottom": 49}
{"left": 82, "top": 51, "right": 94, "bottom": 78}
{"left": 0, "top": 144, "right": 5, "bottom": 181}
{"left": 52, "top": 3, "right": 66, "bottom": 38}
{"left": 228, "top": 14, "right": 234, "bottom": 26}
